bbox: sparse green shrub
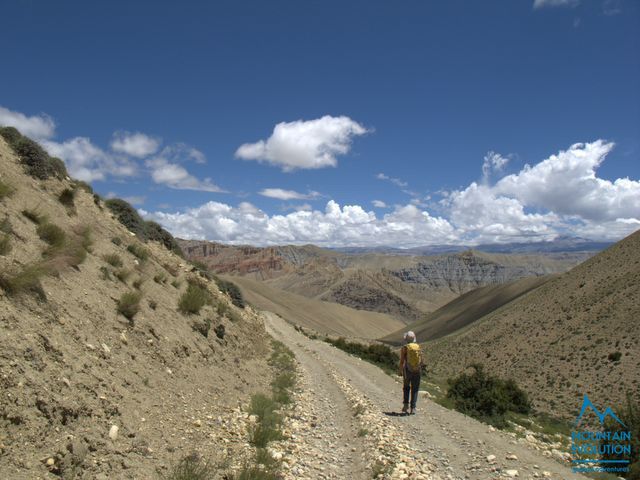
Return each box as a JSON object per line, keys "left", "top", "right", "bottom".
{"left": 608, "top": 351, "right": 622, "bottom": 362}
{"left": 111, "top": 236, "right": 122, "bottom": 246}
{"left": 236, "top": 466, "right": 279, "bottom": 480}
{"left": 114, "top": 268, "right": 131, "bottom": 283}
{"left": 132, "top": 277, "right": 144, "bottom": 289}
{"left": 0, "top": 218, "right": 11, "bottom": 234}
{"left": 37, "top": 223, "right": 66, "bottom": 247}
{"left": 73, "top": 180, "right": 93, "bottom": 194}
{"left": 178, "top": 282, "right": 212, "bottom": 315}
{"left": 0, "top": 263, "right": 51, "bottom": 301}
{"left": 117, "top": 291, "right": 141, "bottom": 321}
{"left": 214, "top": 276, "right": 245, "bottom": 308}
{"left": 103, "top": 253, "right": 123, "bottom": 268}
{"left": 171, "top": 279, "right": 181, "bottom": 289}
{"left": 0, "top": 180, "right": 15, "bottom": 200}
{"left": 127, "top": 243, "right": 149, "bottom": 261}
{"left": 214, "top": 324, "right": 225, "bottom": 339}
{"left": 0, "top": 126, "right": 22, "bottom": 145}
{"left": 58, "top": 188, "right": 76, "bottom": 212}
{"left": 216, "top": 300, "right": 228, "bottom": 316}
{"left": 11, "top": 134, "right": 67, "bottom": 180}
{"left": 324, "top": 337, "right": 399, "bottom": 375}
{"left": 99, "top": 266, "right": 112, "bottom": 281}
{"left": 0, "top": 234, "right": 11, "bottom": 255}
{"left": 22, "top": 208, "right": 46, "bottom": 225}
{"left": 93, "top": 193, "right": 102, "bottom": 209}
{"left": 192, "top": 318, "right": 212, "bottom": 338}
{"left": 446, "top": 364, "right": 531, "bottom": 428}
{"left": 153, "top": 272, "right": 167, "bottom": 284}
{"left": 105, "top": 198, "right": 182, "bottom": 255}
{"left": 144, "top": 220, "right": 183, "bottom": 256}
{"left": 161, "top": 453, "right": 215, "bottom": 480}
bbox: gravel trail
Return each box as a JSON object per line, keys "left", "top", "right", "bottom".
{"left": 264, "top": 312, "right": 586, "bottom": 480}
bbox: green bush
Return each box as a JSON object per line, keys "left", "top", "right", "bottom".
{"left": 192, "top": 318, "right": 212, "bottom": 338}
{"left": 114, "top": 268, "right": 131, "bottom": 283}
{"left": 601, "top": 395, "right": 640, "bottom": 479}
{"left": 132, "top": 277, "right": 144, "bottom": 289}
{"left": 22, "top": 208, "right": 47, "bottom": 225}
{"left": 0, "top": 262, "right": 51, "bottom": 301}
{"left": 214, "top": 277, "right": 245, "bottom": 309}
{"left": 324, "top": 337, "right": 399, "bottom": 375}
{"left": 153, "top": 272, "right": 167, "bottom": 284}
{"left": 178, "top": 282, "right": 212, "bottom": 315}
{"left": 103, "top": 253, "right": 123, "bottom": 267}
{"left": 608, "top": 351, "right": 622, "bottom": 362}
{"left": 73, "top": 180, "right": 93, "bottom": 194}
{"left": 58, "top": 188, "right": 76, "bottom": 210}
{"left": 161, "top": 453, "right": 216, "bottom": 480}
{"left": 0, "top": 234, "right": 11, "bottom": 255}
{"left": 0, "top": 180, "right": 15, "bottom": 200}
{"left": 214, "top": 323, "right": 225, "bottom": 339}
{"left": 127, "top": 243, "right": 150, "bottom": 261}
{"left": 0, "top": 218, "right": 11, "bottom": 234}
{"left": 111, "top": 236, "right": 122, "bottom": 246}
{"left": 144, "top": 220, "right": 183, "bottom": 256}
{"left": 446, "top": 364, "right": 531, "bottom": 428}
{"left": 1, "top": 128, "right": 68, "bottom": 180}
{"left": 117, "top": 291, "right": 141, "bottom": 321}
{"left": 37, "top": 223, "right": 66, "bottom": 247}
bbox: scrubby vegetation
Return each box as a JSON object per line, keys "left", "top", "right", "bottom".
{"left": 0, "top": 262, "right": 50, "bottom": 301}
{"left": 154, "top": 272, "right": 167, "bottom": 284}
{"left": 117, "top": 291, "right": 142, "bottom": 322}
{"left": 0, "top": 180, "right": 15, "bottom": 200}
{"left": 37, "top": 223, "right": 66, "bottom": 247}
{"left": 105, "top": 198, "right": 182, "bottom": 254}
{"left": 214, "top": 276, "right": 246, "bottom": 309}
{"left": 161, "top": 452, "right": 216, "bottom": 480}
{"left": 178, "top": 279, "right": 213, "bottom": 315}
{"left": 602, "top": 394, "right": 640, "bottom": 479}
{"left": 324, "top": 337, "right": 399, "bottom": 375}
{"left": 0, "top": 234, "right": 11, "bottom": 255}
{"left": 58, "top": 187, "right": 76, "bottom": 213}
{"left": 103, "top": 253, "right": 123, "bottom": 268}
{"left": 446, "top": 363, "right": 531, "bottom": 428}
{"left": 114, "top": 268, "right": 131, "bottom": 284}
{"left": 127, "top": 243, "right": 150, "bottom": 262}
{"left": 0, "top": 127, "right": 68, "bottom": 180}
{"left": 22, "top": 208, "right": 47, "bottom": 225}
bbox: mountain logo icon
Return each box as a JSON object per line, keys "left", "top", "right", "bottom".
{"left": 575, "top": 394, "right": 626, "bottom": 427}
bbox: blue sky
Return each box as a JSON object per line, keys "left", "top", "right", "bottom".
{"left": 1, "top": 0, "right": 638, "bottom": 246}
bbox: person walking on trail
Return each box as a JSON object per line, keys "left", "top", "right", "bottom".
{"left": 399, "top": 331, "right": 424, "bottom": 415}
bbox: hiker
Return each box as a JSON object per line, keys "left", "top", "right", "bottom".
{"left": 399, "top": 330, "right": 423, "bottom": 415}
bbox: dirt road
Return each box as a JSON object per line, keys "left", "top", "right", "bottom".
{"left": 264, "top": 312, "right": 585, "bottom": 480}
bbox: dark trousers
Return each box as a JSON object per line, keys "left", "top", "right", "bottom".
{"left": 403, "top": 370, "right": 421, "bottom": 409}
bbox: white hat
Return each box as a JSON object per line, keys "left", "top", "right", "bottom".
{"left": 404, "top": 331, "right": 416, "bottom": 342}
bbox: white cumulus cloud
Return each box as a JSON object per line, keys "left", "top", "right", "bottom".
{"left": 236, "top": 115, "right": 368, "bottom": 171}
{"left": 0, "top": 105, "right": 56, "bottom": 139}
{"left": 146, "top": 145, "right": 224, "bottom": 192}
{"left": 110, "top": 131, "right": 161, "bottom": 158}
{"left": 482, "top": 151, "right": 510, "bottom": 182}
{"left": 259, "top": 188, "right": 320, "bottom": 200}
{"left": 372, "top": 200, "right": 388, "bottom": 208}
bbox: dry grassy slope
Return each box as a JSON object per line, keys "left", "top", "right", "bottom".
{"left": 427, "top": 230, "right": 640, "bottom": 420}
{"left": 0, "top": 139, "right": 272, "bottom": 479}
{"left": 226, "top": 275, "right": 405, "bottom": 340}
{"left": 381, "top": 275, "right": 554, "bottom": 344}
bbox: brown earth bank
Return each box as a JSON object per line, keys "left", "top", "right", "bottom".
{"left": 425, "top": 229, "right": 640, "bottom": 420}
{"left": 0, "top": 137, "right": 274, "bottom": 479}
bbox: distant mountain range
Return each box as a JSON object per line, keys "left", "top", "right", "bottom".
{"left": 332, "top": 236, "right": 613, "bottom": 255}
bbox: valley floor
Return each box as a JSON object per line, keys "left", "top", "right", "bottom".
{"left": 264, "top": 312, "right": 586, "bottom": 480}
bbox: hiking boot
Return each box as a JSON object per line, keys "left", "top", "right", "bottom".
{"left": 409, "top": 408, "right": 416, "bottom": 415}
{"left": 401, "top": 404, "right": 409, "bottom": 414}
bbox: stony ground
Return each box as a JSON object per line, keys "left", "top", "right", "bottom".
{"left": 264, "top": 312, "right": 586, "bottom": 480}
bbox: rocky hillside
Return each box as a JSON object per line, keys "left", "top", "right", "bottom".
{"left": 0, "top": 131, "right": 273, "bottom": 479}
{"left": 426, "top": 230, "right": 640, "bottom": 420}
{"left": 180, "top": 239, "right": 592, "bottom": 322}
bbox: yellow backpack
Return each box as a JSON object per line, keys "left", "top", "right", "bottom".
{"left": 405, "top": 342, "right": 422, "bottom": 373}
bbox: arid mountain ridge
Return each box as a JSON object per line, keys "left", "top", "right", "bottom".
{"left": 179, "top": 238, "right": 598, "bottom": 322}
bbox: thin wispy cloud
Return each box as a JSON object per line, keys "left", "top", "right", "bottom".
{"left": 236, "top": 115, "right": 368, "bottom": 171}
{"left": 533, "top": 0, "right": 579, "bottom": 9}
{"left": 259, "top": 188, "right": 320, "bottom": 201}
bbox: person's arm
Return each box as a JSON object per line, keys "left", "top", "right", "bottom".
{"left": 399, "top": 346, "right": 406, "bottom": 375}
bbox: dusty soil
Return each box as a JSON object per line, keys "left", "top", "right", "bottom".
{"left": 265, "top": 312, "right": 586, "bottom": 480}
